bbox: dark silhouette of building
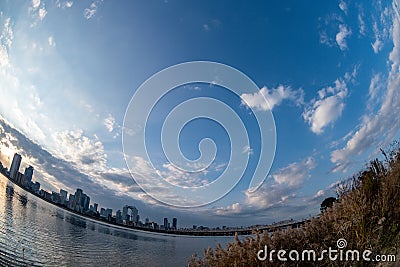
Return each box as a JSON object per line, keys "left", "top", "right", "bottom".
{"left": 9, "top": 153, "right": 22, "bottom": 180}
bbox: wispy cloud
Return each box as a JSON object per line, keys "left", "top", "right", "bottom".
{"left": 331, "top": 17, "right": 400, "bottom": 172}
{"left": 202, "top": 19, "right": 221, "bottom": 32}
{"left": 357, "top": 5, "right": 366, "bottom": 36}
{"left": 103, "top": 114, "right": 116, "bottom": 133}
{"left": 372, "top": 21, "right": 384, "bottom": 53}
{"left": 339, "top": 0, "right": 348, "bottom": 15}
{"left": 336, "top": 24, "right": 352, "bottom": 50}
{"left": 51, "top": 129, "right": 107, "bottom": 171}
{"left": 56, "top": 0, "right": 73, "bottom": 9}
{"left": 32, "top": 0, "right": 40, "bottom": 9}
{"left": 241, "top": 85, "right": 303, "bottom": 111}
{"left": 271, "top": 157, "right": 315, "bottom": 187}
{"left": 84, "top": 1, "right": 103, "bottom": 20}
{"left": 318, "top": 14, "right": 344, "bottom": 48}
{"left": 0, "top": 17, "right": 13, "bottom": 68}
{"left": 47, "top": 36, "right": 56, "bottom": 47}
{"left": 29, "top": 0, "right": 47, "bottom": 27}
{"left": 215, "top": 157, "right": 316, "bottom": 218}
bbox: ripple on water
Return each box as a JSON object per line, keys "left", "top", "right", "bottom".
{"left": 0, "top": 176, "right": 233, "bottom": 266}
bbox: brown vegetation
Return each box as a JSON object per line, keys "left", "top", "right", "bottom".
{"left": 188, "top": 144, "right": 400, "bottom": 266}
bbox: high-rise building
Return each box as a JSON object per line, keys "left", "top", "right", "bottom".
{"left": 93, "top": 203, "right": 98, "bottom": 213}
{"left": 122, "top": 205, "right": 129, "bottom": 221}
{"left": 32, "top": 181, "right": 40, "bottom": 193}
{"left": 9, "top": 153, "right": 22, "bottom": 180}
{"left": 131, "top": 206, "right": 138, "bottom": 223}
{"left": 60, "top": 189, "right": 68, "bottom": 205}
{"left": 163, "top": 218, "right": 168, "bottom": 230}
{"left": 172, "top": 218, "right": 177, "bottom": 230}
{"left": 74, "top": 189, "right": 83, "bottom": 212}
{"left": 106, "top": 208, "right": 113, "bottom": 221}
{"left": 122, "top": 205, "right": 138, "bottom": 222}
{"left": 52, "top": 192, "right": 61, "bottom": 204}
{"left": 24, "top": 166, "right": 34, "bottom": 184}
{"left": 81, "top": 193, "right": 90, "bottom": 212}
{"left": 100, "top": 208, "right": 106, "bottom": 218}
{"left": 15, "top": 172, "right": 25, "bottom": 185}
{"left": 68, "top": 194, "right": 75, "bottom": 210}
{"left": 116, "top": 210, "right": 122, "bottom": 223}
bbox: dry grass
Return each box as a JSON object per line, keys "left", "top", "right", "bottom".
{"left": 188, "top": 144, "right": 400, "bottom": 266}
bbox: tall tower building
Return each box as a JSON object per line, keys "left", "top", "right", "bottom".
{"left": 163, "top": 218, "right": 168, "bottom": 230}
{"left": 9, "top": 153, "right": 22, "bottom": 180}
{"left": 60, "top": 189, "right": 68, "bottom": 205}
{"left": 172, "top": 218, "right": 177, "bottom": 230}
{"left": 24, "top": 165, "right": 34, "bottom": 186}
{"left": 81, "top": 193, "right": 90, "bottom": 212}
{"left": 131, "top": 206, "right": 138, "bottom": 223}
{"left": 74, "top": 188, "right": 83, "bottom": 212}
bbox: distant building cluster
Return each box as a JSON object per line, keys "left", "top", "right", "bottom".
{"left": 0, "top": 153, "right": 178, "bottom": 231}
{"left": 0, "top": 153, "right": 41, "bottom": 194}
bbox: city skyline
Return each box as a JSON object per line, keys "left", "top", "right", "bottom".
{"left": 1, "top": 151, "right": 182, "bottom": 231}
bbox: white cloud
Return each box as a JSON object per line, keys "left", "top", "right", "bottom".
{"left": 319, "top": 30, "right": 334, "bottom": 47}
{"left": 244, "top": 157, "right": 316, "bottom": 210}
{"left": 0, "top": 17, "right": 13, "bottom": 68}
{"left": 202, "top": 19, "right": 221, "bottom": 32}
{"left": 161, "top": 162, "right": 209, "bottom": 188}
{"left": 126, "top": 156, "right": 199, "bottom": 206}
{"left": 38, "top": 8, "right": 47, "bottom": 20}
{"left": 331, "top": 17, "right": 400, "bottom": 171}
{"left": 336, "top": 24, "right": 352, "bottom": 50}
{"left": 215, "top": 202, "right": 242, "bottom": 215}
{"left": 368, "top": 73, "right": 383, "bottom": 103}
{"left": 48, "top": 36, "right": 56, "bottom": 47}
{"left": 241, "top": 85, "right": 303, "bottom": 111}
{"left": 303, "top": 78, "right": 348, "bottom": 134}
{"left": 272, "top": 157, "right": 316, "bottom": 187}
{"left": 103, "top": 114, "right": 116, "bottom": 132}
{"left": 370, "top": 2, "right": 392, "bottom": 54}
{"left": 372, "top": 22, "right": 384, "bottom": 53}
{"left": 339, "top": 0, "right": 348, "bottom": 14}
{"left": 29, "top": 0, "right": 47, "bottom": 26}
{"left": 357, "top": 6, "right": 366, "bottom": 35}
{"left": 51, "top": 130, "right": 107, "bottom": 171}
{"left": 215, "top": 157, "right": 316, "bottom": 215}
{"left": 32, "top": 0, "right": 40, "bottom": 9}
{"left": 0, "top": 45, "right": 9, "bottom": 68}
{"left": 314, "top": 189, "right": 325, "bottom": 198}
{"left": 56, "top": 1, "right": 73, "bottom": 9}
{"left": 84, "top": 2, "right": 98, "bottom": 19}
{"left": 65, "top": 1, "right": 73, "bottom": 8}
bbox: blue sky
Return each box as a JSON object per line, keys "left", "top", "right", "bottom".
{"left": 0, "top": 0, "right": 399, "bottom": 227}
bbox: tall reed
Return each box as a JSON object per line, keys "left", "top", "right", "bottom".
{"left": 189, "top": 144, "right": 400, "bottom": 266}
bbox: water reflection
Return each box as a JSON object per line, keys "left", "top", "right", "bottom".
{"left": 0, "top": 175, "right": 233, "bottom": 266}
{"left": 5, "top": 185, "right": 13, "bottom": 198}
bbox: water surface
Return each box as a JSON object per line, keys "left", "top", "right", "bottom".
{"left": 0, "top": 174, "right": 233, "bottom": 266}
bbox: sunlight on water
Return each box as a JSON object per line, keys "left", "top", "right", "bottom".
{"left": 0, "top": 174, "right": 232, "bottom": 266}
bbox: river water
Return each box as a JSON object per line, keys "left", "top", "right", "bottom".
{"left": 0, "top": 174, "right": 234, "bottom": 266}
